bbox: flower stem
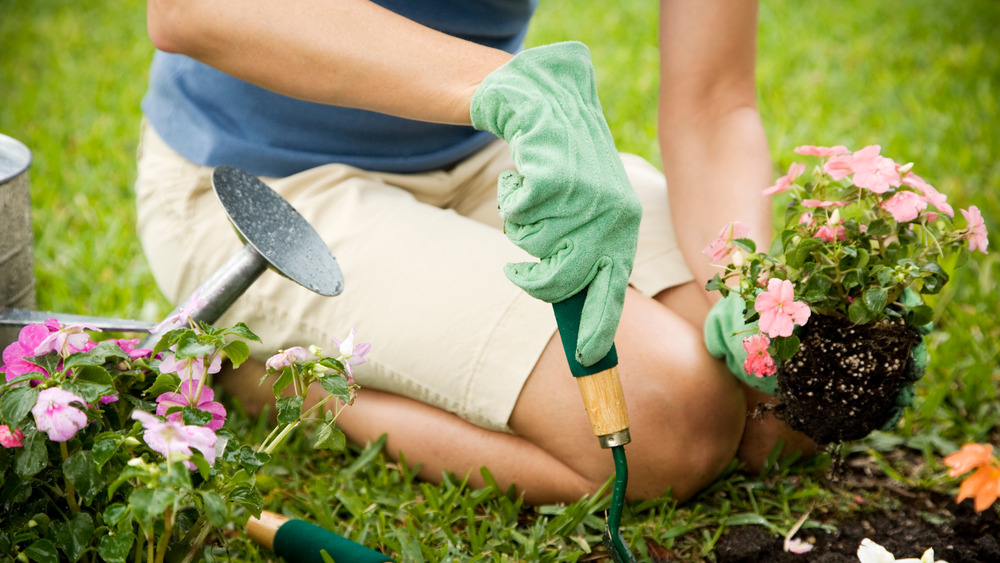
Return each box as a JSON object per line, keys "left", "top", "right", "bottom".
{"left": 154, "top": 507, "right": 173, "bottom": 563}
{"left": 59, "top": 442, "right": 80, "bottom": 514}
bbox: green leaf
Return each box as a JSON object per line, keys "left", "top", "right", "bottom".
{"left": 867, "top": 218, "right": 893, "bottom": 237}
{"left": 102, "top": 503, "right": 130, "bottom": 527}
{"left": 908, "top": 305, "right": 934, "bottom": 328}
{"left": 848, "top": 300, "right": 876, "bottom": 324}
{"left": 313, "top": 424, "right": 346, "bottom": 452}
{"left": 181, "top": 406, "right": 213, "bottom": 427}
{"left": 223, "top": 322, "right": 261, "bottom": 342}
{"left": 63, "top": 451, "right": 104, "bottom": 502}
{"left": 173, "top": 331, "right": 216, "bottom": 359}
{"left": 705, "top": 273, "right": 729, "bottom": 294}
{"left": 24, "top": 539, "right": 59, "bottom": 563}
{"left": 733, "top": 237, "right": 756, "bottom": 253}
{"left": 1, "top": 385, "right": 39, "bottom": 427}
{"left": 15, "top": 430, "right": 49, "bottom": 478}
{"left": 319, "top": 374, "right": 351, "bottom": 403}
{"left": 770, "top": 334, "right": 801, "bottom": 364}
{"left": 228, "top": 485, "right": 264, "bottom": 518}
{"left": 237, "top": 445, "right": 270, "bottom": 473}
{"left": 276, "top": 396, "right": 304, "bottom": 426}
{"left": 129, "top": 487, "right": 178, "bottom": 531}
{"left": 222, "top": 340, "right": 250, "bottom": 368}
{"left": 863, "top": 286, "right": 889, "bottom": 314}
{"left": 66, "top": 365, "right": 115, "bottom": 403}
{"left": 97, "top": 531, "right": 135, "bottom": 563}
{"left": 91, "top": 432, "right": 123, "bottom": 468}
{"left": 144, "top": 372, "right": 180, "bottom": 398}
{"left": 50, "top": 513, "right": 94, "bottom": 563}
{"left": 200, "top": 491, "right": 228, "bottom": 527}
{"left": 271, "top": 367, "right": 294, "bottom": 399}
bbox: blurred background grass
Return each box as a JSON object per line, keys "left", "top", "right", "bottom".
{"left": 2, "top": 0, "right": 998, "bottom": 560}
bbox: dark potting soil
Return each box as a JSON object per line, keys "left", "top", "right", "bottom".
{"left": 774, "top": 315, "right": 922, "bottom": 445}
{"left": 636, "top": 451, "right": 1000, "bottom": 563}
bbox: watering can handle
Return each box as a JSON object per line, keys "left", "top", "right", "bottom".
{"left": 552, "top": 288, "right": 631, "bottom": 448}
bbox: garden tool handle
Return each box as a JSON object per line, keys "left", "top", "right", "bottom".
{"left": 246, "top": 511, "right": 394, "bottom": 563}
{"left": 552, "top": 288, "right": 631, "bottom": 449}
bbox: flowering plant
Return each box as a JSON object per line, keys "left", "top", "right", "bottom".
{"left": 0, "top": 316, "right": 367, "bottom": 563}
{"left": 942, "top": 442, "right": 1000, "bottom": 513}
{"left": 705, "top": 144, "right": 988, "bottom": 377}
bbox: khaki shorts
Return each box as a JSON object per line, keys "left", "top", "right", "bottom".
{"left": 135, "top": 122, "right": 692, "bottom": 432}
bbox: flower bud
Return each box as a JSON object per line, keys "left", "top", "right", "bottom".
{"left": 897, "top": 161, "right": 915, "bottom": 174}
{"left": 732, "top": 250, "right": 745, "bottom": 267}
{"left": 830, "top": 208, "right": 841, "bottom": 224}
{"left": 124, "top": 436, "right": 141, "bottom": 446}
{"left": 308, "top": 344, "right": 323, "bottom": 358}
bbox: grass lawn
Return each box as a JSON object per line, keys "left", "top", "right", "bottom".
{"left": 2, "top": 0, "right": 998, "bottom": 560}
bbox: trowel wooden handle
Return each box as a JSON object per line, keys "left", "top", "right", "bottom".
{"left": 246, "top": 511, "right": 289, "bottom": 551}
{"left": 576, "top": 365, "right": 630, "bottom": 439}
{"left": 552, "top": 289, "right": 632, "bottom": 448}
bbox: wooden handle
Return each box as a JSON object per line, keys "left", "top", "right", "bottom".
{"left": 246, "top": 511, "right": 289, "bottom": 551}
{"left": 576, "top": 365, "right": 630, "bottom": 437}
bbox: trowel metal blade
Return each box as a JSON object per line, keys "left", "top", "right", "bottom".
{"left": 211, "top": 165, "right": 344, "bottom": 297}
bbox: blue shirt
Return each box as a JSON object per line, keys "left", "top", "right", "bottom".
{"left": 142, "top": 0, "right": 538, "bottom": 177}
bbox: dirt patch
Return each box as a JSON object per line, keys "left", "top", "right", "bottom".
{"left": 712, "top": 451, "right": 1000, "bottom": 563}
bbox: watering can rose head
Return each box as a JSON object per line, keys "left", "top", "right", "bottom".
{"left": 705, "top": 144, "right": 988, "bottom": 374}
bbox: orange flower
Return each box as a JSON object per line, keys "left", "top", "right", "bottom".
{"left": 956, "top": 465, "right": 1000, "bottom": 513}
{"left": 944, "top": 443, "right": 1000, "bottom": 512}
{"left": 943, "top": 443, "right": 995, "bottom": 477}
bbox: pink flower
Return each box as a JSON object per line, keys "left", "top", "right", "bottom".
{"left": 156, "top": 379, "right": 227, "bottom": 430}
{"left": 158, "top": 352, "right": 222, "bottom": 383}
{"left": 962, "top": 205, "right": 989, "bottom": 254}
{"left": 794, "top": 144, "right": 849, "bottom": 158}
{"left": 798, "top": 212, "right": 814, "bottom": 226}
{"left": 763, "top": 162, "right": 806, "bottom": 196}
{"left": 847, "top": 145, "right": 902, "bottom": 193}
{"left": 742, "top": 333, "right": 776, "bottom": 377}
{"left": 2, "top": 323, "right": 57, "bottom": 382}
{"left": 702, "top": 221, "right": 752, "bottom": 265}
{"left": 801, "top": 199, "right": 849, "bottom": 208}
{"left": 151, "top": 290, "right": 209, "bottom": 333}
{"left": 114, "top": 339, "right": 154, "bottom": 360}
{"left": 32, "top": 387, "right": 89, "bottom": 442}
{"left": 903, "top": 172, "right": 954, "bottom": 217}
{"left": 880, "top": 190, "right": 928, "bottom": 223}
{"left": 265, "top": 346, "right": 309, "bottom": 371}
{"left": 132, "top": 410, "right": 217, "bottom": 469}
{"left": 34, "top": 323, "right": 100, "bottom": 357}
{"left": 754, "top": 279, "right": 812, "bottom": 338}
{"left": 814, "top": 224, "right": 847, "bottom": 243}
{"left": 0, "top": 425, "right": 25, "bottom": 448}
{"left": 333, "top": 329, "right": 371, "bottom": 384}
{"left": 823, "top": 154, "right": 854, "bottom": 181}
{"left": 785, "top": 538, "right": 814, "bottom": 554}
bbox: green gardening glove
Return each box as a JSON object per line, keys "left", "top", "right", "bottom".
{"left": 704, "top": 293, "right": 779, "bottom": 395}
{"left": 470, "top": 42, "right": 641, "bottom": 367}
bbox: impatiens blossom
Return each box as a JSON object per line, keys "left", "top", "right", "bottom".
{"left": 944, "top": 443, "right": 1000, "bottom": 512}
{"left": 815, "top": 211, "right": 847, "bottom": 242}
{"left": 742, "top": 333, "right": 776, "bottom": 377}
{"left": 113, "top": 338, "right": 154, "bottom": 360}
{"left": 332, "top": 328, "right": 371, "bottom": 384}
{"left": 34, "top": 323, "right": 100, "bottom": 357}
{"left": 846, "top": 145, "right": 902, "bottom": 194}
{"left": 802, "top": 199, "right": 849, "bottom": 208}
{"left": 794, "top": 144, "right": 849, "bottom": 158}
{"left": 857, "top": 538, "right": 946, "bottom": 563}
{"left": 132, "top": 410, "right": 217, "bottom": 469}
{"left": 265, "top": 346, "right": 309, "bottom": 371}
{"left": 784, "top": 538, "right": 813, "bottom": 554}
{"left": 902, "top": 172, "right": 954, "bottom": 217}
{"left": 0, "top": 425, "right": 24, "bottom": 448}
{"left": 2, "top": 320, "right": 63, "bottom": 382}
{"left": 702, "top": 221, "right": 751, "bottom": 265}
{"left": 158, "top": 351, "right": 222, "bottom": 383}
{"left": 32, "top": 387, "right": 89, "bottom": 442}
{"left": 156, "top": 379, "right": 227, "bottom": 430}
{"left": 151, "top": 289, "right": 209, "bottom": 333}
{"left": 880, "top": 191, "right": 928, "bottom": 223}
{"left": 755, "top": 279, "right": 811, "bottom": 338}
{"left": 961, "top": 205, "right": 989, "bottom": 254}
{"left": 763, "top": 162, "right": 806, "bottom": 196}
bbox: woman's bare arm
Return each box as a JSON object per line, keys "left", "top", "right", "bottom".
{"left": 146, "top": 0, "right": 512, "bottom": 125}
{"left": 658, "top": 0, "right": 773, "bottom": 305}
